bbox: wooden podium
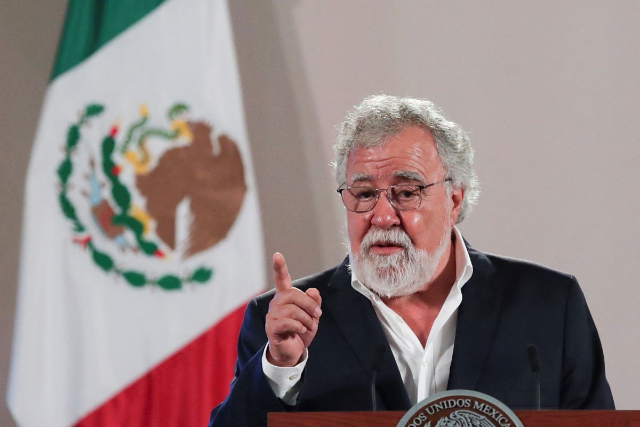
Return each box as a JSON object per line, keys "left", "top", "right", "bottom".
{"left": 269, "top": 410, "right": 640, "bottom": 426}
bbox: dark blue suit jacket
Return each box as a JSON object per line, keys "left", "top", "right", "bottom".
{"left": 208, "top": 244, "right": 614, "bottom": 426}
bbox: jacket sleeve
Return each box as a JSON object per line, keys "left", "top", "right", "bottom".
{"left": 560, "top": 278, "right": 615, "bottom": 409}
{"left": 208, "top": 297, "right": 288, "bottom": 427}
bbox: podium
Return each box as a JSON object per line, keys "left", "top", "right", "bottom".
{"left": 269, "top": 410, "right": 640, "bottom": 426}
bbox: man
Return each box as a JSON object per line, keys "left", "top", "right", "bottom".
{"left": 208, "top": 95, "right": 614, "bottom": 426}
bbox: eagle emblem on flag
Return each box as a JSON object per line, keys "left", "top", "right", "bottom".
{"left": 56, "top": 103, "right": 247, "bottom": 290}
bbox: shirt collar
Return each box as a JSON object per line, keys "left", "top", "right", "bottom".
{"left": 349, "top": 226, "right": 474, "bottom": 296}
{"left": 452, "top": 226, "right": 473, "bottom": 290}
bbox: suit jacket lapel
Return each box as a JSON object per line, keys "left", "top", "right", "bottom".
{"left": 448, "top": 244, "right": 502, "bottom": 390}
{"left": 322, "top": 259, "right": 411, "bottom": 410}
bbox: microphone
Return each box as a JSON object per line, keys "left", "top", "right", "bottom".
{"left": 527, "top": 344, "right": 541, "bottom": 410}
{"left": 371, "top": 346, "right": 386, "bottom": 412}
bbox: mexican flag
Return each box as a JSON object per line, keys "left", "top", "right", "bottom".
{"left": 7, "top": 0, "right": 266, "bottom": 426}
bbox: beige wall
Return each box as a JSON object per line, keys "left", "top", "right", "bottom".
{"left": 1, "top": 1, "right": 638, "bottom": 425}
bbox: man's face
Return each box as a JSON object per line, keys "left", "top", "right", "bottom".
{"left": 346, "top": 126, "right": 463, "bottom": 295}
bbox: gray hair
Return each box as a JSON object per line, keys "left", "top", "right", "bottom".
{"left": 333, "top": 95, "right": 480, "bottom": 223}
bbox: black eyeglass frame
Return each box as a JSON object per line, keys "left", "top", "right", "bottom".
{"left": 336, "top": 178, "right": 453, "bottom": 213}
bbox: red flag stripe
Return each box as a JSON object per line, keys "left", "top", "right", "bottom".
{"left": 74, "top": 304, "right": 247, "bottom": 427}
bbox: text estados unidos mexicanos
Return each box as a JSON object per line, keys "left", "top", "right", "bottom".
{"left": 405, "top": 399, "right": 512, "bottom": 427}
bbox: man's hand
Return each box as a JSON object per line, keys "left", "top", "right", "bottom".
{"left": 266, "top": 252, "right": 322, "bottom": 367}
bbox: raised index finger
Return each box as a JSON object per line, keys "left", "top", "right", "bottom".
{"left": 273, "top": 252, "right": 293, "bottom": 293}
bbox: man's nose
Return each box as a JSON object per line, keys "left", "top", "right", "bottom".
{"left": 370, "top": 190, "right": 401, "bottom": 229}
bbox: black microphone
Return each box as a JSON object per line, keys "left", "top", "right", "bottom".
{"left": 371, "top": 346, "right": 386, "bottom": 412}
{"left": 527, "top": 344, "right": 541, "bottom": 410}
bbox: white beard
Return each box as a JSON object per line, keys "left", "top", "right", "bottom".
{"left": 351, "top": 225, "right": 451, "bottom": 298}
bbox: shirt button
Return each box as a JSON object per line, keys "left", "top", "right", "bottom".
{"left": 288, "top": 374, "right": 299, "bottom": 381}
{"left": 422, "top": 359, "right": 428, "bottom": 367}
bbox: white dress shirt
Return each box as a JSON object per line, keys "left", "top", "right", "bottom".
{"left": 263, "top": 227, "right": 473, "bottom": 405}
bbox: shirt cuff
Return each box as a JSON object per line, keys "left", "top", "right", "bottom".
{"left": 262, "top": 345, "right": 308, "bottom": 405}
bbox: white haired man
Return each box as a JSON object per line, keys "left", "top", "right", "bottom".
{"left": 208, "top": 95, "right": 614, "bottom": 427}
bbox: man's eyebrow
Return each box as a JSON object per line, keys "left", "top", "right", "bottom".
{"left": 349, "top": 173, "right": 373, "bottom": 184}
{"left": 394, "top": 171, "right": 426, "bottom": 183}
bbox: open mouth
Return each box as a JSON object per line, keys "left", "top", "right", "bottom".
{"left": 369, "top": 241, "right": 405, "bottom": 255}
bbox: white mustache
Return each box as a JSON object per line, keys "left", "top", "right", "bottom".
{"left": 361, "top": 227, "right": 413, "bottom": 254}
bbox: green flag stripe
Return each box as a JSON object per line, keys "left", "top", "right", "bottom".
{"left": 51, "top": 0, "right": 167, "bottom": 80}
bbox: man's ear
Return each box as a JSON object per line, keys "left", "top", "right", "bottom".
{"left": 450, "top": 186, "right": 465, "bottom": 225}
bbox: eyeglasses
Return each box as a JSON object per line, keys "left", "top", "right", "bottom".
{"left": 337, "top": 178, "right": 452, "bottom": 213}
